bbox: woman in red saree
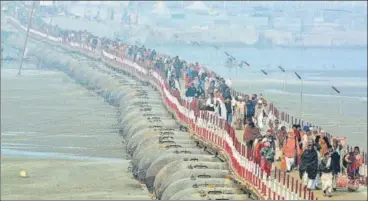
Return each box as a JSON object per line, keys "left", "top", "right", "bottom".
{"left": 345, "top": 146, "right": 363, "bottom": 178}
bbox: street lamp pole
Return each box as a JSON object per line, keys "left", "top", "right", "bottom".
{"left": 278, "top": 66, "right": 286, "bottom": 92}
{"left": 332, "top": 86, "right": 342, "bottom": 115}
{"left": 261, "top": 69, "right": 268, "bottom": 76}
{"left": 294, "top": 72, "right": 303, "bottom": 120}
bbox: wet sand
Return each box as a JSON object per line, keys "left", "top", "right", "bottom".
{"left": 1, "top": 68, "right": 151, "bottom": 200}
{"left": 1, "top": 158, "right": 149, "bottom": 200}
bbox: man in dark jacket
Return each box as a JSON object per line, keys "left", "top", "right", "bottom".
{"left": 300, "top": 140, "right": 319, "bottom": 190}
{"left": 222, "top": 86, "right": 232, "bottom": 100}
{"left": 150, "top": 49, "right": 156, "bottom": 60}
{"left": 331, "top": 138, "right": 342, "bottom": 191}
{"left": 185, "top": 83, "right": 197, "bottom": 98}
{"left": 245, "top": 97, "right": 255, "bottom": 120}
{"left": 224, "top": 98, "right": 233, "bottom": 124}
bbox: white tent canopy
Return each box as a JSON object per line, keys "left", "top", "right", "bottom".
{"left": 40, "top": 1, "right": 53, "bottom": 7}
{"left": 152, "top": 1, "right": 171, "bottom": 15}
{"left": 185, "top": 1, "right": 209, "bottom": 11}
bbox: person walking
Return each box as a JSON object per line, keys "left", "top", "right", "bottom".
{"left": 235, "top": 96, "right": 245, "bottom": 129}
{"left": 243, "top": 121, "right": 261, "bottom": 149}
{"left": 330, "top": 138, "right": 341, "bottom": 191}
{"left": 299, "top": 140, "right": 319, "bottom": 190}
{"left": 277, "top": 126, "right": 287, "bottom": 150}
{"left": 244, "top": 95, "right": 255, "bottom": 125}
{"left": 320, "top": 150, "right": 333, "bottom": 197}
{"left": 283, "top": 131, "right": 298, "bottom": 172}
{"left": 261, "top": 138, "right": 275, "bottom": 177}
{"left": 224, "top": 98, "right": 233, "bottom": 124}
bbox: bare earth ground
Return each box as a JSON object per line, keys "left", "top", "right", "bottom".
{"left": 1, "top": 157, "right": 149, "bottom": 200}
{"left": 1, "top": 65, "right": 151, "bottom": 200}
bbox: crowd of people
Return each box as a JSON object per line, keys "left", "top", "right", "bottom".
{"left": 9, "top": 5, "right": 365, "bottom": 197}
{"left": 243, "top": 121, "right": 364, "bottom": 197}
{"left": 276, "top": 125, "right": 362, "bottom": 196}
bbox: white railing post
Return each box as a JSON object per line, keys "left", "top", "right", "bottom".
{"left": 267, "top": 176, "right": 272, "bottom": 199}
{"left": 272, "top": 178, "right": 277, "bottom": 200}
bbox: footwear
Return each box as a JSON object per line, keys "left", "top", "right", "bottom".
{"left": 333, "top": 188, "right": 336, "bottom": 192}
{"left": 323, "top": 190, "right": 327, "bottom": 196}
{"left": 328, "top": 194, "right": 332, "bottom": 197}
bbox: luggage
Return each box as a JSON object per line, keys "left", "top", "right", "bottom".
{"left": 337, "top": 175, "right": 348, "bottom": 189}
{"left": 336, "top": 174, "right": 360, "bottom": 191}
{"left": 347, "top": 177, "right": 360, "bottom": 191}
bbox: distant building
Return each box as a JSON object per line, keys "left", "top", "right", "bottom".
{"left": 39, "top": 1, "right": 56, "bottom": 14}
{"left": 39, "top": 1, "right": 53, "bottom": 7}
{"left": 255, "top": 32, "right": 273, "bottom": 48}
{"left": 267, "top": 16, "right": 274, "bottom": 29}
{"left": 300, "top": 17, "right": 305, "bottom": 32}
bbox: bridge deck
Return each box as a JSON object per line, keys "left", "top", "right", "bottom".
{"left": 177, "top": 76, "right": 366, "bottom": 200}
{"left": 84, "top": 45, "right": 367, "bottom": 200}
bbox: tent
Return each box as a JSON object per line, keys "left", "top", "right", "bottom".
{"left": 39, "top": 1, "right": 53, "bottom": 7}
{"left": 185, "top": 1, "right": 209, "bottom": 11}
{"left": 152, "top": 1, "right": 171, "bottom": 15}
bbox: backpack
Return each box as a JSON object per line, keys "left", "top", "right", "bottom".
{"left": 319, "top": 158, "right": 331, "bottom": 173}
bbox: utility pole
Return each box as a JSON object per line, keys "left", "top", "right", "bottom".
{"left": 278, "top": 66, "right": 286, "bottom": 92}
{"left": 18, "top": 1, "right": 36, "bottom": 76}
{"left": 294, "top": 72, "right": 303, "bottom": 120}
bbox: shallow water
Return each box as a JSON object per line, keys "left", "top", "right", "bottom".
{"left": 2, "top": 149, "right": 125, "bottom": 163}
{"left": 1, "top": 68, "right": 123, "bottom": 158}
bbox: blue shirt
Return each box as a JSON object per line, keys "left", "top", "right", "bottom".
{"left": 246, "top": 101, "right": 255, "bottom": 116}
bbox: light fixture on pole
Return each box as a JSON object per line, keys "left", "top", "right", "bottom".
{"left": 332, "top": 86, "right": 342, "bottom": 115}
{"left": 278, "top": 66, "right": 286, "bottom": 92}
{"left": 294, "top": 72, "right": 303, "bottom": 120}
{"left": 261, "top": 69, "right": 268, "bottom": 76}
{"left": 212, "top": 45, "right": 220, "bottom": 50}
{"left": 259, "top": 69, "right": 268, "bottom": 98}
{"left": 242, "top": 60, "right": 250, "bottom": 67}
